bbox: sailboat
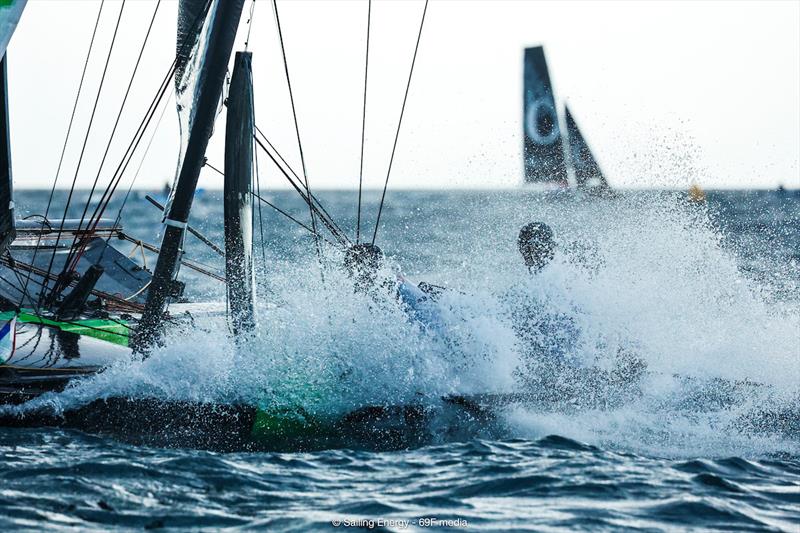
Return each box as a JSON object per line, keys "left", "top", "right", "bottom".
{"left": 523, "top": 45, "right": 612, "bottom": 194}
{"left": 0, "top": 0, "right": 506, "bottom": 451}
{"left": 1, "top": 3, "right": 789, "bottom": 450}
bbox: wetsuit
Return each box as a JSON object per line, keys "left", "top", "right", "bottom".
{"left": 395, "top": 274, "right": 447, "bottom": 335}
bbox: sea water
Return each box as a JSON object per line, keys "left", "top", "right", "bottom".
{"left": 1, "top": 189, "right": 798, "bottom": 531}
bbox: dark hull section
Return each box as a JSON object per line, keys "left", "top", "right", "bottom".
{"left": 0, "top": 396, "right": 501, "bottom": 453}
{"left": 1, "top": 384, "right": 795, "bottom": 451}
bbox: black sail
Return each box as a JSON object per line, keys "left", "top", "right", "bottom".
{"left": 134, "top": 0, "right": 245, "bottom": 351}
{"left": 523, "top": 46, "right": 568, "bottom": 186}
{"left": 223, "top": 51, "right": 256, "bottom": 334}
{"left": 564, "top": 105, "right": 608, "bottom": 190}
{"left": 175, "top": 0, "right": 208, "bottom": 87}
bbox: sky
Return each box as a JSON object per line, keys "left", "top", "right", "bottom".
{"left": 6, "top": 0, "right": 800, "bottom": 190}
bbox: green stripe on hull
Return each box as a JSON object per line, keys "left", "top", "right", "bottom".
{"left": 0, "top": 310, "right": 130, "bottom": 347}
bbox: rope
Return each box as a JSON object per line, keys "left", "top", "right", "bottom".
{"left": 19, "top": 0, "right": 105, "bottom": 310}
{"left": 371, "top": 0, "right": 429, "bottom": 246}
{"left": 356, "top": 0, "right": 371, "bottom": 244}
{"left": 41, "top": 0, "right": 128, "bottom": 305}
{"left": 205, "top": 160, "right": 334, "bottom": 246}
{"left": 244, "top": 0, "right": 256, "bottom": 51}
{"left": 271, "top": 0, "right": 321, "bottom": 259}
{"left": 252, "top": 134, "right": 348, "bottom": 247}
{"left": 61, "top": 0, "right": 162, "bottom": 281}
{"left": 68, "top": 56, "right": 178, "bottom": 270}
{"left": 250, "top": 77, "right": 267, "bottom": 265}
{"left": 252, "top": 192, "right": 334, "bottom": 246}
{"left": 71, "top": 0, "right": 213, "bottom": 272}
{"left": 254, "top": 126, "right": 350, "bottom": 243}
{"left": 107, "top": 84, "right": 174, "bottom": 243}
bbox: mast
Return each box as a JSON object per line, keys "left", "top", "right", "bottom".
{"left": 0, "top": 54, "right": 13, "bottom": 254}
{"left": 134, "top": 0, "right": 245, "bottom": 351}
{"left": 523, "top": 46, "right": 568, "bottom": 186}
{"left": 223, "top": 51, "right": 256, "bottom": 334}
{"left": 0, "top": 0, "right": 27, "bottom": 255}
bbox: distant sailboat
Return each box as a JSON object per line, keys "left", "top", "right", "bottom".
{"left": 523, "top": 46, "right": 611, "bottom": 194}
{"left": 564, "top": 105, "right": 609, "bottom": 191}
{"left": 523, "top": 46, "right": 568, "bottom": 187}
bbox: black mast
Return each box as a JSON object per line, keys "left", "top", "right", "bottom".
{"left": 0, "top": 54, "right": 15, "bottom": 254}
{"left": 224, "top": 51, "right": 256, "bottom": 334}
{"left": 134, "top": 0, "right": 245, "bottom": 351}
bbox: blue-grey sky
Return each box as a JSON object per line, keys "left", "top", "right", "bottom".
{"left": 7, "top": 0, "right": 800, "bottom": 189}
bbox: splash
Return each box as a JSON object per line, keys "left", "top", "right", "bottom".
{"left": 7, "top": 191, "right": 799, "bottom": 457}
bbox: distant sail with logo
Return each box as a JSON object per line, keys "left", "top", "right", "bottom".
{"left": 523, "top": 46, "right": 568, "bottom": 186}
{"left": 522, "top": 46, "right": 610, "bottom": 193}
{"left": 564, "top": 104, "right": 608, "bottom": 190}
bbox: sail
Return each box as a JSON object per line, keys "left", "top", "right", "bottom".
{"left": 176, "top": 0, "right": 207, "bottom": 86}
{"left": 0, "top": 0, "right": 25, "bottom": 254}
{"left": 564, "top": 105, "right": 608, "bottom": 189}
{"left": 167, "top": 0, "right": 220, "bottom": 213}
{"left": 523, "top": 46, "right": 567, "bottom": 186}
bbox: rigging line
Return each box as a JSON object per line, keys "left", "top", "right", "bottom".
{"left": 75, "top": 0, "right": 214, "bottom": 267}
{"left": 40, "top": 0, "right": 128, "bottom": 306}
{"left": 252, "top": 135, "right": 348, "bottom": 247}
{"left": 143, "top": 194, "right": 224, "bottom": 257}
{"left": 356, "top": 0, "right": 371, "bottom": 244}
{"left": 63, "top": 0, "right": 163, "bottom": 272}
{"left": 206, "top": 158, "right": 335, "bottom": 246}
{"left": 71, "top": 57, "right": 178, "bottom": 270}
{"left": 271, "top": 0, "right": 322, "bottom": 258}
{"left": 371, "top": 0, "right": 429, "bottom": 246}
{"left": 244, "top": 0, "right": 256, "bottom": 51}
{"left": 253, "top": 125, "right": 267, "bottom": 265}
{"left": 5, "top": 253, "right": 37, "bottom": 309}
{"left": 19, "top": 0, "right": 106, "bottom": 311}
{"left": 115, "top": 233, "right": 225, "bottom": 282}
{"left": 252, "top": 192, "right": 335, "bottom": 246}
{"left": 251, "top": 84, "right": 267, "bottom": 264}
{"left": 0, "top": 255, "right": 143, "bottom": 314}
{"left": 253, "top": 125, "right": 350, "bottom": 243}
{"left": 252, "top": 127, "right": 343, "bottom": 238}
{"left": 83, "top": 58, "right": 177, "bottom": 244}
{"left": 204, "top": 161, "right": 224, "bottom": 177}
{"left": 107, "top": 84, "right": 174, "bottom": 243}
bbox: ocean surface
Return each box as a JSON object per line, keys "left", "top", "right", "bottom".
{"left": 2, "top": 189, "right": 799, "bottom": 531}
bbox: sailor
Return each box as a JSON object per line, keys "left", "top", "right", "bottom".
{"left": 344, "top": 243, "right": 446, "bottom": 334}
{"left": 513, "top": 222, "right": 646, "bottom": 391}
{"left": 512, "top": 222, "right": 581, "bottom": 368}
{"left": 518, "top": 222, "right": 556, "bottom": 274}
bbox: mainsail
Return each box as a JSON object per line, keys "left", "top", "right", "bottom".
{"left": 168, "top": 0, "right": 217, "bottom": 213}
{"left": 523, "top": 46, "right": 567, "bottom": 186}
{"left": 564, "top": 105, "right": 608, "bottom": 190}
{"left": 0, "top": 0, "right": 27, "bottom": 253}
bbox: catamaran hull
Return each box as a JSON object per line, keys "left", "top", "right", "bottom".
{"left": 0, "top": 396, "right": 502, "bottom": 452}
